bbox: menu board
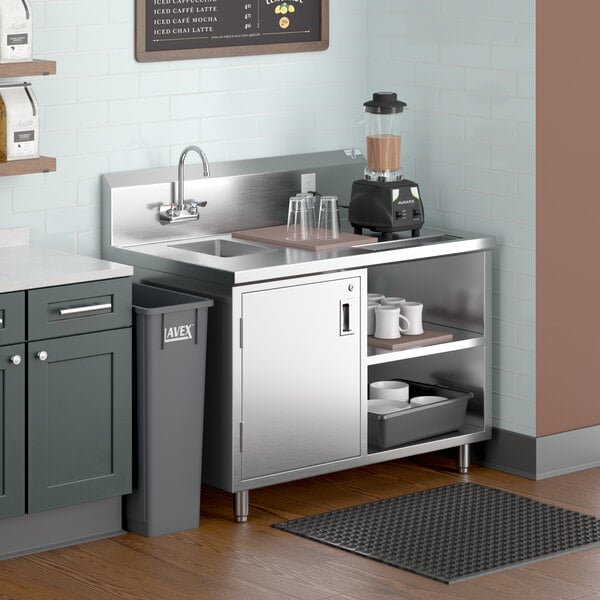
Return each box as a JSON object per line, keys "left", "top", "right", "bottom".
{"left": 135, "top": 0, "right": 329, "bottom": 62}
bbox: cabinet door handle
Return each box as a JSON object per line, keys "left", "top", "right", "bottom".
{"left": 36, "top": 351, "right": 48, "bottom": 361}
{"left": 9, "top": 354, "right": 21, "bottom": 366}
{"left": 59, "top": 302, "right": 112, "bottom": 316}
{"left": 339, "top": 299, "right": 356, "bottom": 336}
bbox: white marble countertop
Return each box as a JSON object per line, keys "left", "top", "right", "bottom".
{"left": 0, "top": 228, "right": 133, "bottom": 293}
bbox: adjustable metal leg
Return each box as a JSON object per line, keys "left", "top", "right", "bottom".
{"left": 457, "top": 444, "right": 470, "bottom": 474}
{"left": 234, "top": 490, "right": 249, "bottom": 523}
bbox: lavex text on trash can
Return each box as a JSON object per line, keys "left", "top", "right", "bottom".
{"left": 163, "top": 322, "right": 195, "bottom": 344}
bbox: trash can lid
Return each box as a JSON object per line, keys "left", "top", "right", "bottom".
{"left": 132, "top": 283, "right": 213, "bottom": 315}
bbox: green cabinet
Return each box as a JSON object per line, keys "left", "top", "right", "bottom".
{"left": 28, "top": 329, "right": 131, "bottom": 513}
{"left": 0, "top": 278, "right": 132, "bottom": 519}
{"left": 0, "top": 344, "right": 25, "bottom": 520}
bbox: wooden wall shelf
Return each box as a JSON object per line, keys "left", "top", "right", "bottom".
{"left": 0, "top": 60, "right": 57, "bottom": 178}
{"left": 0, "top": 60, "right": 56, "bottom": 78}
{"left": 0, "top": 157, "right": 56, "bottom": 176}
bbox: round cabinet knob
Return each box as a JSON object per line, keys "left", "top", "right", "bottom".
{"left": 9, "top": 355, "right": 22, "bottom": 366}
{"left": 36, "top": 351, "right": 48, "bottom": 361}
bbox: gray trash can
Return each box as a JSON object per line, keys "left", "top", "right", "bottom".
{"left": 124, "top": 283, "right": 213, "bottom": 537}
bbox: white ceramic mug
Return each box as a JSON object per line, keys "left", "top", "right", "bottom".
{"left": 367, "top": 302, "right": 379, "bottom": 336}
{"left": 381, "top": 296, "right": 406, "bottom": 308}
{"left": 369, "top": 380, "right": 409, "bottom": 402}
{"left": 367, "top": 293, "right": 385, "bottom": 304}
{"left": 399, "top": 301, "right": 424, "bottom": 335}
{"left": 374, "top": 305, "right": 410, "bottom": 339}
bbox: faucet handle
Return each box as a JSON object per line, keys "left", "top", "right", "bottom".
{"left": 184, "top": 200, "right": 208, "bottom": 216}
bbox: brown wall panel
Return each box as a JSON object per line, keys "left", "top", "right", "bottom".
{"left": 537, "top": 0, "right": 600, "bottom": 435}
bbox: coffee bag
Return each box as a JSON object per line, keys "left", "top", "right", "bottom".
{"left": 0, "top": 83, "right": 39, "bottom": 161}
{"left": 0, "top": 0, "right": 32, "bottom": 63}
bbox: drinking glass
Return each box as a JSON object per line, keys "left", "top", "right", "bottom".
{"left": 316, "top": 195, "right": 340, "bottom": 240}
{"left": 296, "top": 193, "right": 317, "bottom": 238}
{"left": 286, "top": 196, "right": 308, "bottom": 241}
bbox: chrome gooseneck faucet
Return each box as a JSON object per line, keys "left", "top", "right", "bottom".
{"left": 160, "top": 145, "right": 210, "bottom": 224}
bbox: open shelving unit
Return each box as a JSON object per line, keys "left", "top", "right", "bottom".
{"left": 0, "top": 59, "right": 57, "bottom": 177}
{"left": 363, "top": 250, "right": 491, "bottom": 463}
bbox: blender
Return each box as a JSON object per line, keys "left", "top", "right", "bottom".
{"left": 348, "top": 92, "right": 424, "bottom": 240}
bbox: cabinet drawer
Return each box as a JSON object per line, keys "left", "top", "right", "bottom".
{"left": 0, "top": 291, "right": 25, "bottom": 345}
{"left": 28, "top": 278, "right": 132, "bottom": 340}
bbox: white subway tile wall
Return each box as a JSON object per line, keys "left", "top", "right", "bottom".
{"left": 367, "top": 0, "right": 535, "bottom": 435}
{"left": 2, "top": 0, "right": 535, "bottom": 434}
{"left": 7, "top": 0, "right": 366, "bottom": 252}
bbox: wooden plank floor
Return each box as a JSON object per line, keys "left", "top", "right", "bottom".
{"left": 1, "top": 454, "right": 599, "bottom": 599}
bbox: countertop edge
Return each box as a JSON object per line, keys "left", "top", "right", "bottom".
{"left": 232, "top": 235, "right": 496, "bottom": 284}
{"left": 105, "top": 232, "right": 495, "bottom": 287}
{"left": 0, "top": 245, "right": 134, "bottom": 293}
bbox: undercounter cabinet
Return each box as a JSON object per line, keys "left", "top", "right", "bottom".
{"left": 0, "top": 236, "right": 133, "bottom": 559}
{"left": 131, "top": 235, "right": 492, "bottom": 523}
{"left": 0, "top": 279, "right": 132, "bottom": 519}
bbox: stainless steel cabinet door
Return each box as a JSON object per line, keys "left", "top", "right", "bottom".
{"left": 241, "top": 274, "right": 361, "bottom": 481}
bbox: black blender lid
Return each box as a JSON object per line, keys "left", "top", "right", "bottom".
{"left": 364, "top": 92, "right": 407, "bottom": 114}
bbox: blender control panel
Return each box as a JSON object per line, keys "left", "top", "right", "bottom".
{"left": 395, "top": 205, "right": 423, "bottom": 224}
{"left": 392, "top": 186, "right": 423, "bottom": 228}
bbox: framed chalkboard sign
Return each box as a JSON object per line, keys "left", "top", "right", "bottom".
{"left": 135, "top": 0, "right": 329, "bottom": 62}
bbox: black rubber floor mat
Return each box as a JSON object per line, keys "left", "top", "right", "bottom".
{"left": 273, "top": 482, "right": 600, "bottom": 584}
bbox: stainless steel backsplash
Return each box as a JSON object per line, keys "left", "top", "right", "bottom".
{"left": 102, "top": 150, "right": 366, "bottom": 249}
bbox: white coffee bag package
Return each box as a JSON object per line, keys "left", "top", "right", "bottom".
{"left": 0, "top": 83, "right": 39, "bottom": 161}
{"left": 0, "top": 0, "right": 32, "bottom": 63}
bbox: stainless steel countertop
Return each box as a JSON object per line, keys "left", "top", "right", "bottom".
{"left": 105, "top": 228, "right": 495, "bottom": 286}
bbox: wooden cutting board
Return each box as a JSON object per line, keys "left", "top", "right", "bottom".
{"left": 368, "top": 329, "right": 454, "bottom": 351}
{"left": 232, "top": 225, "right": 374, "bottom": 251}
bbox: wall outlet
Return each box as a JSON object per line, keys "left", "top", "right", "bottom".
{"left": 301, "top": 172, "right": 316, "bottom": 194}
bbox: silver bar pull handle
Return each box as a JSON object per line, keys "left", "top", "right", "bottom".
{"left": 339, "top": 299, "right": 356, "bottom": 336}
{"left": 59, "top": 302, "right": 112, "bottom": 316}
{"left": 0, "top": 317, "right": 3, "bottom": 325}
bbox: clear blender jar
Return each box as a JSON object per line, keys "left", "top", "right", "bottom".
{"left": 362, "top": 92, "right": 406, "bottom": 182}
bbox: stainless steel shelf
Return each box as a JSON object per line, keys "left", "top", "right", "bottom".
{"left": 364, "top": 423, "right": 488, "bottom": 463}
{"left": 366, "top": 324, "right": 485, "bottom": 366}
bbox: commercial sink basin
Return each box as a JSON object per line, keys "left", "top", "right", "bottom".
{"left": 168, "top": 238, "right": 274, "bottom": 258}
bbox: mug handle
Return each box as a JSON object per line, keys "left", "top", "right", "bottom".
{"left": 398, "top": 313, "right": 410, "bottom": 333}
